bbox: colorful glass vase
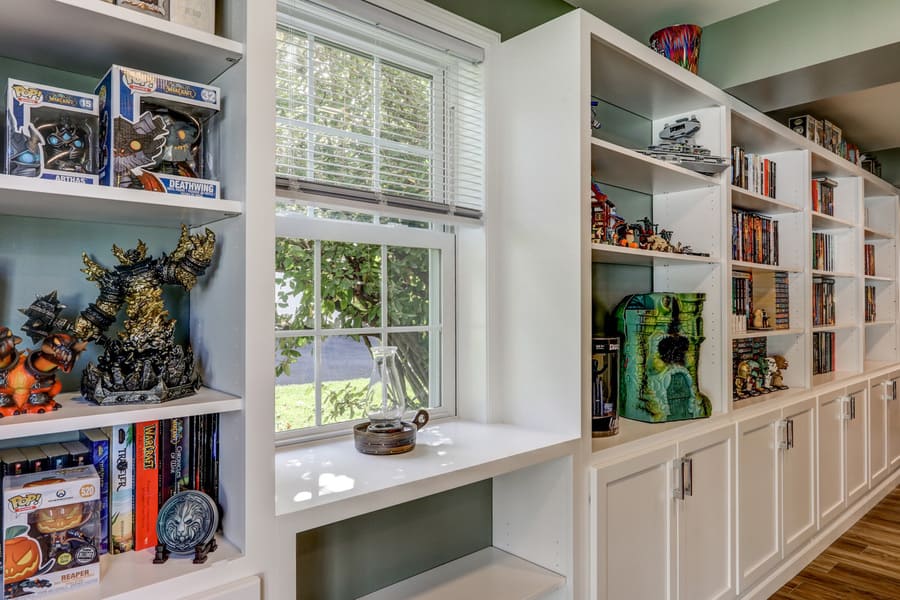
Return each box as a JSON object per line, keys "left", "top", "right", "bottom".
{"left": 649, "top": 24, "right": 703, "bottom": 74}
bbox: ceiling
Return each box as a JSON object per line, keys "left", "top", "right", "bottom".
{"left": 566, "top": 0, "right": 778, "bottom": 45}
{"left": 768, "top": 81, "right": 900, "bottom": 153}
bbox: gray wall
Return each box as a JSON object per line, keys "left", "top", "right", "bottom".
{"left": 296, "top": 480, "right": 492, "bottom": 599}
{"left": 425, "top": 0, "right": 573, "bottom": 40}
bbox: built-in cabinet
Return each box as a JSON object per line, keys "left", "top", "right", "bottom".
{"left": 591, "top": 425, "right": 735, "bottom": 600}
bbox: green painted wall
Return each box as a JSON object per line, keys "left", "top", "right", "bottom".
{"left": 426, "top": 0, "right": 574, "bottom": 39}
{"left": 700, "top": 0, "right": 900, "bottom": 90}
{"left": 296, "top": 480, "right": 492, "bottom": 599}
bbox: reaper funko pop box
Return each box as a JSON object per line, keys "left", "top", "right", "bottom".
{"left": 96, "top": 65, "right": 220, "bottom": 199}
{"left": 3, "top": 466, "right": 100, "bottom": 598}
{"left": 4, "top": 79, "right": 99, "bottom": 184}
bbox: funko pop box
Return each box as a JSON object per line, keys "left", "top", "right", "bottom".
{"left": 4, "top": 79, "right": 99, "bottom": 184}
{"left": 96, "top": 65, "right": 221, "bottom": 199}
{"left": 3, "top": 465, "right": 100, "bottom": 598}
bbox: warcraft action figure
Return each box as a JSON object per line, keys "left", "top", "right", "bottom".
{"left": 73, "top": 225, "right": 216, "bottom": 404}
{"left": 0, "top": 325, "right": 86, "bottom": 417}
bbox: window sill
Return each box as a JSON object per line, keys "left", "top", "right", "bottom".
{"left": 274, "top": 418, "right": 579, "bottom": 531}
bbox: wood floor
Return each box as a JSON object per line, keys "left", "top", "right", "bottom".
{"left": 771, "top": 485, "right": 900, "bottom": 599}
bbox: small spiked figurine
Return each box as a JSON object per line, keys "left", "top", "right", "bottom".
{"left": 0, "top": 313, "right": 86, "bottom": 417}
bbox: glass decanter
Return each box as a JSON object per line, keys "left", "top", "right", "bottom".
{"left": 365, "top": 346, "right": 406, "bottom": 433}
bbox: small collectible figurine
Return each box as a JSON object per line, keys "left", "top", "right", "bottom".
{"left": 751, "top": 308, "right": 770, "bottom": 329}
{"left": 34, "top": 503, "right": 95, "bottom": 561}
{"left": 0, "top": 323, "right": 86, "bottom": 417}
{"left": 113, "top": 112, "right": 169, "bottom": 192}
{"left": 770, "top": 355, "right": 789, "bottom": 390}
{"left": 34, "top": 117, "right": 92, "bottom": 174}
{"left": 74, "top": 225, "right": 216, "bottom": 404}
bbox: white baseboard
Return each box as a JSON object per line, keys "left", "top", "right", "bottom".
{"left": 742, "top": 469, "right": 900, "bottom": 599}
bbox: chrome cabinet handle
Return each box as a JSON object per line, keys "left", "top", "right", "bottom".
{"left": 674, "top": 458, "right": 685, "bottom": 500}
{"left": 684, "top": 457, "right": 693, "bottom": 497}
{"left": 788, "top": 418, "right": 795, "bottom": 449}
{"left": 779, "top": 420, "right": 789, "bottom": 450}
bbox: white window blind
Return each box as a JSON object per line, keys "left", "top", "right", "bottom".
{"left": 276, "top": 0, "right": 485, "bottom": 218}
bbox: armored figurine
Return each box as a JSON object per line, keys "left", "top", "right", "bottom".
{"left": 73, "top": 225, "right": 216, "bottom": 404}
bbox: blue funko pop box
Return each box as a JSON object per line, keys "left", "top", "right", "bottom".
{"left": 96, "top": 65, "right": 221, "bottom": 199}
{"left": 4, "top": 79, "right": 99, "bottom": 185}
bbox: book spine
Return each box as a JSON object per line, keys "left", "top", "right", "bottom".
{"left": 110, "top": 425, "right": 135, "bottom": 554}
{"left": 158, "top": 419, "right": 174, "bottom": 507}
{"left": 134, "top": 421, "right": 160, "bottom": 551}
{"left": 80, "top": 431, "right": 110, "bottom": 554}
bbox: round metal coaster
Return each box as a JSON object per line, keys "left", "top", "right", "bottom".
{"left": 156, "top": 491, "right": 219, "bottom": 554}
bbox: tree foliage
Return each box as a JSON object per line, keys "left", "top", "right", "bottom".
{"left": 275, "top": 237, "right": 433, "bottom": 424}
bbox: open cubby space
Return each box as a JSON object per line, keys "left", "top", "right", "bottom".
{"left": 765, "top": 333, "right": 808, "bottom": 390}
{"left": 812, "top": 326, "right": 862, "bottom": 380}
{"left": 866, "top": 237, "right": 897, "bottom": 280}
{"left": 811, "top": 226, "right": 858, "bottom": 275}
{"left": 865, "top": 322, "right": 899, "bottom": 363}
{"left": 864, "top": 195, "right": 899, "bottom": 237}
{"left": 589, "top": 34, "right": 720, "bottom": 120}
{"left": 824, "top": 176, "right": 862, "bottom": 225}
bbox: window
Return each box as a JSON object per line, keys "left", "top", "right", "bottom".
{"left": 274, "top": 0, "right": 484, "bottom": 440}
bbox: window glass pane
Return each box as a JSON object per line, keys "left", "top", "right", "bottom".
{"left": 276, "top": 121, "right": 308, "bottom": 180}
{"left": 313, "top": 134, "right": 373, "bottom": 190}
{"left": 275, "top": 237, "right": 315, "bottom": 331}
{"left": 380, "top": 148, "right": 431, "bottom": 200}
{"left": 313, "top": 42, "right": 373, "bottom": 136}
{"left": 320, "top": 241, "right": 381, "bottom": 328}
{"left": 276, "top": 28, "right": 309, "bottom": 122}
{"left": 320, "top": 335, "right": 380, "bottom": 425}
{"left": 380, "top": 63, "right": 431, "bottom": 149}
{"left": 389, "top": 331, "right": 435, "bottom": 410}
{"left": 387, "top": 246, "right": 432, "bottom": 327}
{"left": 276, "top": 336, "right": 315, "bottom": 432}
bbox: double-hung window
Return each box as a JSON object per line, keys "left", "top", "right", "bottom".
{"left": 274, "top": 0, "right": 485, "bottom": 440}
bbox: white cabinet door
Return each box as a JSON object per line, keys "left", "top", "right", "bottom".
{"left": 591, "top": 445, "right": 678, "bottom": 600}
{"left": 677, "top": 425, "right": 736, "bottom": 600}
{"left": 781, "top": 398, "right": 817, "bottom": 557}
{"left": 887, "top": 372, "right": 900, "bottom": 471}
{"left": 845, "top": 383, "right": 869, "bottom": 506}
{"left": 737, "top": 409, "right": 781, "bottom": 593}
{"left": 869, "top": 376, "right": 889, "bottom": 485}
{"left": 817, "top": 389, "right": 846, "bottom": 527}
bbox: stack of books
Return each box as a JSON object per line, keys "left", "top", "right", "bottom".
{"left": 812, "top": 276, "right": 836, "bottom": 327}
{"left": 811, "top": 177, "right": 837, "bottom": 215}
{"left": 865, "top": 243, "right": 876, "bottom": 276}
{"left": 813, "top": 331, "right": 835, "bottom": 375}
{"left": 812, "top": 232, "right": 834, "bottom": 271}
{"left": 732, "top": 146, "right": 776, "bottom": 198}
{"left": 732, "top": 209, "right": 779, "bottom": 265}
{"left": 866, "top": 285, "right": 877, "bottom": 323}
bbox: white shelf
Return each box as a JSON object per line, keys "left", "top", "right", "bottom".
{"left": 2, "top": 0, "right": 242, "bottom": 82}
{"left": 732, "top": 328, "right": 804, "bottom": 340}
{"left": 590, "top": 138, "right": 718, "bottom": 195}
{"left": 732, "top": 260, "right": 801, "bottom": 273}
{"left": 55, "top": 536, "right": 241, "bottom": 600}
{"left": 864, "top": 226, "right": 894, "bottom": 240}
{"left": 0, "top": 174, "right": 241, "bottom": 228}
{"left": 0, "top": 387, "right": 241, "bottom": 441}
{"left": 865, "top": 275, "right": 894, "bottom": 282}
{"left": 591, "top": 243, "right": 718, "bottom": 266}
{"left": 866, "top": 320, "right": 896, "bottom": 328}
{"left": 274, "top": 420, "right": 579, "bottom": 531}
{"left": 730, "top": 186, "right": 801, "bottom": 215}
{"left": 812, "top": 323, "right": 857, "bottom": 332}
{"left": 358, "top": 547, "right": 565, "bottom": 600}
{"left": 811, "top": 211, "right": 855, "bottom": 230}
{"left": 812, "top": 269, "right": 856, "bottom": 279}
{"left": 812, "top": 370, "right": 860, "bottom": 388}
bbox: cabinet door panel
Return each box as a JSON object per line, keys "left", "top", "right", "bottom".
{"left": 782, "top": 398, "right": 817, "bottom": 557}
{"left": 818, "top": 390, "right": 845, "bottom": 527}
{"left": 677, "top": 426, "right": 735, "bottom": 600}
{"left": 869, "top": 379, "right": 889, "bottom": 485}
{"left": 737, "top": 410, "right": 781, "bottom": 593}
{"left": 888, "top": 375, "right": 900, "bottom": 471}
{"left": 845, "top": 384, "right": 868, "bottom": 506}
{"left": 591, "top": 445, "right": 677, "bottom": 600}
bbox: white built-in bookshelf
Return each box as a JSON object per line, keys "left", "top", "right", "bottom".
{"left": 496, "top": 8, "right": 900, "bottom": 600}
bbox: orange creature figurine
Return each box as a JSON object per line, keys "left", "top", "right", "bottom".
{"left": 0, "top": 327, "right": 86, "bottom": 417}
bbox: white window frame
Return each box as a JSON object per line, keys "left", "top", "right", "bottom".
{"left": 275, "top": 212, "right": 456, "bottom": 444}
